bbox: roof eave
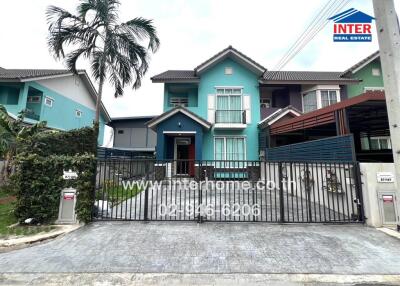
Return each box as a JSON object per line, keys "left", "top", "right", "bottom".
{"left": 195, "top": 48, "right": 266, "bottom": 76}
{"left": 259, "top": 79, "right": 360, "bottom": 85}
{"left": 151, "top": 78, "right": 200, "bottom": 83}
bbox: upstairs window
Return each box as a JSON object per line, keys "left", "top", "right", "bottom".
{"left": 361, "top": 136, "right": 392, "bottom": 150}
{"left": 27, "top": 96, "right": 41, "bottom": 103}
{"left": 321, "top": 90, "right": 338, "bottom": 108}
{"left": 260, "top": 98, "right": 271, "bottom": 108}
{"left": 303, "top": 90, "right": 317, "bottom": 113}
{"left": 170, "top": 97, "right": 188, "bottom": 107}
{"left": 302, "top": 87, "right": 340, "bottom": 113}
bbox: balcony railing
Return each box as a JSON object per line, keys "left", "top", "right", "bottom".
{"left": 215, "top": 110, "right": 246, "bottom": 124}
{"left": 24, "top": 109, "right": 40, "bottom": 121}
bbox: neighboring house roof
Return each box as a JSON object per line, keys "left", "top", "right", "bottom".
{"left": 258, "top": 105, "right": 302, "bottom": 129}
{"left": 194, "top": 45, "right": 266, "bottom": 75}
{"left": 107, "top": 115, "right": 158, "bottom": 126}
{"left": 151, "top": 70, "right": 199, "bottom": 83}
{"left": 146, "top": 106, "right": 212, "bottom": 130}
{"left": 261, "top": 71, "right": 358, "bottom": 84}
{"left": 0, "top": 67, "right": 111, "bottom": 122}
{"left": 328, "top": 8, "right": 375, "bottom": 23}
{"left": 341, "top": 51, "right": 380, "bottom": 75}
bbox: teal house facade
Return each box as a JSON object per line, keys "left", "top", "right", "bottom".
{"left": 148, "top": 46, "right": 362, "bottom": 174}
{"left": 148, "top": 46, "right": 266, "bottom": 167}
{"left": 0, "top": 68, "right": 110, "bottom": 144}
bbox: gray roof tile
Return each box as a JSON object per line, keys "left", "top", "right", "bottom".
{"left": 262, "top": 71, "right": 357, "bottom": 82}
{"left": 151, "top": 70, "right": 198, "bottom": 82}
{"left": 342, "top": 51, "right": 379, "bottom": 75}
{"left": 0, "top": 68, "right": 77, "bottom": 80}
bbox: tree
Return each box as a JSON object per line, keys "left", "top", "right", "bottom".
{"left": 0, "top": 105, "right": 47, "bottom": 184}
{"left": 46, "top": 0, "right": 160, "bottom": 125}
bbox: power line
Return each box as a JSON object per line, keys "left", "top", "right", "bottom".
{"left": 269, "top": 0, "right": 351, "bottom": 80}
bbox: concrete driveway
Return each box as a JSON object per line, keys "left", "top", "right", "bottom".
{"left": 0, "top": 222, "right": 399, "bottom": 275}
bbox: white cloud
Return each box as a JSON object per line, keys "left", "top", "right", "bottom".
{"left": 0, "top": 0, "right": 397, "bottom": 119}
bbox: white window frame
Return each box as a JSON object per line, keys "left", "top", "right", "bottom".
{"left": 260, "top": 98, "right": 271, "bottom": 108}
{"left": 27, "top": 95, "right": 41, "bottom": 103}
{"left": 214, "top": 136, "right": 247, "bottom": 161}
{"left": 364, "top": 86, "right": 384, "bottom": 92}
{"left": 75, "top": 109, "right": 83, "bottom": 118}
{"left": 44, "top": 96, "right": 54, "bottom": 107}
{"left": 215, "top": 87, "right": 243, "bottom": 111}
{"left": 301, "top": 86, "right": 341, "bottom": 113}
{"left": 369, "top": 136, "right": 392, "bottom": 150}
{"left": 170, "top": 97, "right": 188, "bottom": 107}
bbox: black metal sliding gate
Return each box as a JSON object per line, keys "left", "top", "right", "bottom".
{"left": 93, "top": 159, "right": 364, "bottom": 223}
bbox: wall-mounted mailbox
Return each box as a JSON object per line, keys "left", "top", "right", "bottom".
{"left": 378, "top": 191, "right": 398, "bottom": 225}
{"left": 57, "top": 188, "right": 77, "bottom": 224}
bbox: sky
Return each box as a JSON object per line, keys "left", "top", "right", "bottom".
{"left": 0, "top": 0, "right": 398, "bottom": 121}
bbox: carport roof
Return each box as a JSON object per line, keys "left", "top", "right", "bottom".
{"left": 270, "top": 91, "right": 386, "bottom": 135}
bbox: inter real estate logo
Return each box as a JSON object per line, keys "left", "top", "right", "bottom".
{"left": 328, "top": 8, "right": 375, "bottom": 42}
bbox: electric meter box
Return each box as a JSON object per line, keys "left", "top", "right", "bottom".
{"left": 378, "top": 191, "right": 398, "bottom": 225}
{"left": 57, "top": 188, "right": 77, "bottom": 224}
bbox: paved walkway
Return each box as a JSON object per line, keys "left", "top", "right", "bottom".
{"left": 0, "top": 222, "right": 399, "bottom": 274}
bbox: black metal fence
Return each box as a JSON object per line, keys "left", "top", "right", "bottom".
{"left": 93, "top": 159, "right": 364, "bottom": 223}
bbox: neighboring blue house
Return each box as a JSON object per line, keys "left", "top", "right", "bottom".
{"left": 148, "top": 46, "right": 358, "bottom": 175}
{"left": 0, "top": 67, "right": 110, "bottom": 144}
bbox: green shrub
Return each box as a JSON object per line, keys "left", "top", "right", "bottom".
{"left": 13, "top": 127, "right": 98, "bottom": 224}
{"left": 14, "top": 153, "right": 96, "bottom": 223}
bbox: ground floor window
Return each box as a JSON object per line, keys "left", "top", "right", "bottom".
{"left": 214, "top": 137, "right": 246, "bottom": 161}
{"left": 361, "top": 136, "right": 392, "bottom": 150}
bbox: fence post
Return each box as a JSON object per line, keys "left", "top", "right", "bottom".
{"left": 197, "top": 160, "right": 203, "bottom": 223}
{"left": 143, "top": 160, "right": 149, "bottom": 221}
{"left": 354, "top": 162, "right": 365, "bottom": 222}
{"left": 278, "top": 162, "right": 285, "bottom": 223}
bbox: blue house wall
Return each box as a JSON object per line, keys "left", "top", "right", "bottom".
{"left": 200, "top": 58, "right": 260, "bottom": 160}
{"left": 155, "top": 112, "right": 204, "bottom": 160}
{"left": 160, "top": 57, "right": 261, "bottom": 161}
{"left": 0, "top": 80, "right": 106, "bottom": 144}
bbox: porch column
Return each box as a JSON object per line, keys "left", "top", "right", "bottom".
{"left": 195, "top": 131, "right": 203, "bottom": 160}
{"left": 155, "top": 131, "right": 165, "bottom": 160}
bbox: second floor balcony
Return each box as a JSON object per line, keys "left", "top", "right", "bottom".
{"left": 214, "top": 110, "right": 247, "bottom": 129}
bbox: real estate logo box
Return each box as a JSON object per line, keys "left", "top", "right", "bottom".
{"left": 328, "top": 8, "right": 375, "bottom": 42}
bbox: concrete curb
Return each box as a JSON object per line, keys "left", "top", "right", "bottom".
{"left": 377, "top": 227, "right": 400, "bottom": 240}
{"left": 1, "top": 273, "right": 400, "bottom": 285}
{"left": 0, "top": 224, "right": 82, "bottom": 249}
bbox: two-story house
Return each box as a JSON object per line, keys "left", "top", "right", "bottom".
{"left": 0, "top": 68, "right": 110, "bottom": 144}
{"left": 147, "top": 46, "right": 359, "bottom": 174}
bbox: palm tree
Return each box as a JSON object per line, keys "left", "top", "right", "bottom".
{"left": 46, "top": 0, "right": 160, "bottom": 125}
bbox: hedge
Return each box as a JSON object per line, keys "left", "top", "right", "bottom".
{"left": 18, "top": 127, "right": 97, "bottom": 156}
{"left": 14, "top": 154, "right": 96, "bottom": 223}
{"left": 13, "top": 127, "right": 98, "bottom": 223}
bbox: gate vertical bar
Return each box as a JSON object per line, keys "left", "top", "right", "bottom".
{"left": 143, "top": 160, "right": 149, "bottom": 221}
{"left": 278, "top": 162, "right": 285, "bottom": 223}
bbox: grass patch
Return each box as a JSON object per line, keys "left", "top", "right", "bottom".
{"left": 0, "top": 185, "right": 56, "bottom": 239}
{"left": 97, "top": 183, "right": 143, "bottom": 206}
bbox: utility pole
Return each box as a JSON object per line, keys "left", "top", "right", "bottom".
{"left": 372, "top": 0, "right": 400, "bottom": 221}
